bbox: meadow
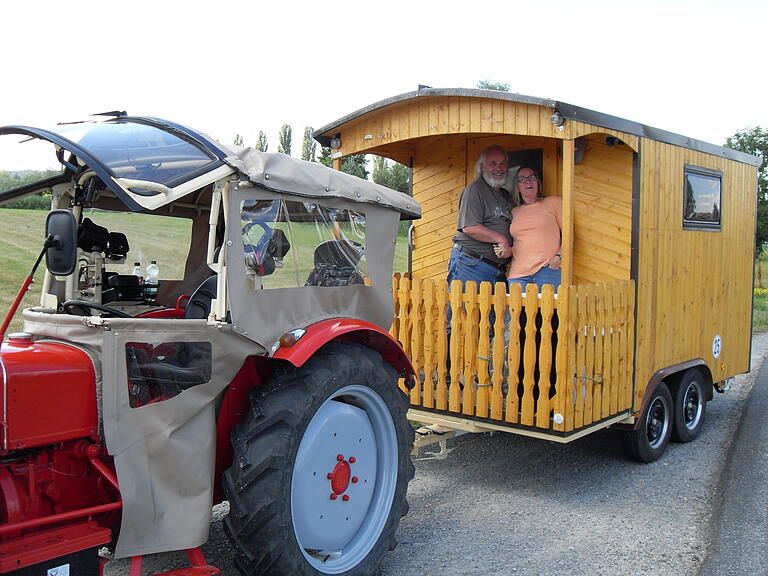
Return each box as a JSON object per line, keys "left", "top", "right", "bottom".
{"left": 0, "top": 208, "right": 409, "bottom": 333}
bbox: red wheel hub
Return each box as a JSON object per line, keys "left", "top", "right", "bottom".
{"left": 328, "top": 455, "right": 354, "bottom": 497}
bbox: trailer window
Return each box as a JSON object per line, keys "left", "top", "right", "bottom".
{"left": 683, "top": 166, "right": 721, "bottom": 230}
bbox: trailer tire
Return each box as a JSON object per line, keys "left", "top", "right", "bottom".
{"left": 222, "top": 341, "right": 414, "bottom": 576}
{"left": 622, "top": 382, "right": 673, "bottom": 463}
{"left": 669, "top": 369, "right": 707, "bottom": 443}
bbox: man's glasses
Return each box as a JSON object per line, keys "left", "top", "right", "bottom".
{"left": 516, "top": 175, "right": 538, "bottom": 183}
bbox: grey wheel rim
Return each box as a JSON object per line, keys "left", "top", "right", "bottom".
{"left": 682, "top": 381, "right": 704, "bottom": 430}
{"left": 291, "top": 384, "right": 398, "bottom": 574}
{"left": 646, "top": 395, "right": 669, "bottom": 449}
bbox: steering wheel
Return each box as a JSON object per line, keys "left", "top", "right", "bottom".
{"left": 62, "top": 299, "right": 132, "bottom": 318}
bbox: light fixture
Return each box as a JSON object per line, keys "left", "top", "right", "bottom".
{"left": 330, "top": 135, "right": 342, "bottom": 149}
{"left": 550, "top": 111, "right": 565, "bottom": 127}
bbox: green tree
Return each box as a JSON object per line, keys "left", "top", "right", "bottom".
{"left": 318, "top": 146, "right": 332, "bottom": 167}
{"left": 255, "top": 131, "right": 268, "bottom": 152}
{"left": 233, "top": 134, "right": 244, "bottom": 146}
{"left": 278, "top": 124, "right": 292, "bottom": 155}
{"left": 302, "top": 126, "right": 317, "bottom": 162}
{"left": 477, "top": 79, "right": 510, "bottom": 91}
{"left": 372, "top": 156, "right": 409, "bottom": 193}
{"left": 725, "top": 127, "right": 768, "bottom": 255}
{"left": 341, "top": 155, "right": 368, "bottom": 180}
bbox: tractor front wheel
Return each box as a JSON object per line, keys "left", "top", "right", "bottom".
{"left": 223, "top": 342, "right": 414, "bottom": 576}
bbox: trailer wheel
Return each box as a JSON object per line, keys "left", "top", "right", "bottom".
{"left": 222, "top": 342, "right": 414, "bottom": 576}
{"left": 622, "top": 382, "right": 673, "bottom": 463}
{"left": 670, "top": 369, "right": 707, "bottom": 443}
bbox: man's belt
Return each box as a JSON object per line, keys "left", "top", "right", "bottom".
{"left": 455, "top": 244, "right": 507, "bottom": 270}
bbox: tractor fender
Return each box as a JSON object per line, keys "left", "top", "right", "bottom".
{"left": 271, "top": 318, "right": 415, "bottom": 381}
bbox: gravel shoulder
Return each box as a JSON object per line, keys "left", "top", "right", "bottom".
{"left": 107, "top": 333, "right": 768, "bottom": 576}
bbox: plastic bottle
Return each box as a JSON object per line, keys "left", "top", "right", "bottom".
{"left": 145, "top": 260, "right": 160, "bottom": 300}
{"left": 132, "top": 261, "right": 142, "bottom": 279}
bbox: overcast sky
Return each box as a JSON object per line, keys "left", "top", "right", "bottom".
{"left": 1, "top": 0, "right": 765, "bottom": 167}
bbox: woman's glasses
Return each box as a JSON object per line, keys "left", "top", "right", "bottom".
{"left": 516, "top": 175, "right": 538, "bottom": 183}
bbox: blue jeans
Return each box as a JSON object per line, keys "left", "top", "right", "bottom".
{"left": 446, "top": 245, "right": 508, "bottom": 288}
{"left": 446, "top": 245, "right": 507, "bottom": 335}
{"left": 507, "top": 265, "right": 561, "bottom": 292}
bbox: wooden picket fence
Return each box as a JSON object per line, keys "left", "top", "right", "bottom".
{"left": 392, "top": 275, "right": 635, "bottom": 434}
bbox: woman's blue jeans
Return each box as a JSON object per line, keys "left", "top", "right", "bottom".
{"left": 507, "top": 265, "right": 561, "bottom": 292}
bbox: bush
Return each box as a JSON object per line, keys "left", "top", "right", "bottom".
{"left": 4, "top": 193, "right": 52, "bottom": 210}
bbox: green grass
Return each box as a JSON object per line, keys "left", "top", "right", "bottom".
{"left": 0, "top": 208, "right": 410, "bottom": 334}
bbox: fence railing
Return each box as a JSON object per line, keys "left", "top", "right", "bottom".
{"left": 392, "top": 276, "right": 635, "bottom": 433}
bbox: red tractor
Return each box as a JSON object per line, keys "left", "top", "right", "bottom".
{"left": 0, "top": 116, "right": 419, "bottom": 575}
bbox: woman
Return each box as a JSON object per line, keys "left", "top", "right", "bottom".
{"left": 502, "top": 166, "right": 563, "bottom": 290}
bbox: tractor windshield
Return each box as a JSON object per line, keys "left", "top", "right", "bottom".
{"left": 240, "top": 199, "right": 368, "bottom": 289}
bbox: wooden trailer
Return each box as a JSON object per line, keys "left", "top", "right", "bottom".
{"left": 314, "top": 88, "right": 761, "bottom": 461}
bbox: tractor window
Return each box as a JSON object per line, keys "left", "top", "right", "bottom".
{"left": 240, "top": 199, "right": 368, "bottom": 290}
{"left": 82, "top": 209, "right": 192, "bottom": 280}
{"left": 125, "top": 341, "right": 212, "bottom": 408}
{"left": 683, "top": 165, "right": 722, "bottom": 230}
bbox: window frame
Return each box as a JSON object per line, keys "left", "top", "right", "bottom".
{"left": 682, "top": 164, "right": 722, "bottom": 231}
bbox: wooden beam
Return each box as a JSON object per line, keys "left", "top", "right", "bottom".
{"left": 561, "top": 139, "right": 575, "bottom": 285}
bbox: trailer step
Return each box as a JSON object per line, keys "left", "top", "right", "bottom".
{"left": 0, "top": 520, "right": 111, "bottom": 572}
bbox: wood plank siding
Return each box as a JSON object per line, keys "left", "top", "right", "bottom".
{"left": 633, "top": 140, "right": 755, "bottom": 407}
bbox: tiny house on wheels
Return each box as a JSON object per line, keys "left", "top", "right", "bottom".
{"left": 315, "top": 88, "right": 761, "bottom": 462}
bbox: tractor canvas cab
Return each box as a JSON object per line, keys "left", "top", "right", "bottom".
{"left": 314, "top": 87, "right": 761, "bottom": 462}
{"left": 0, "top": 116, "right": 419, "bottom": 575}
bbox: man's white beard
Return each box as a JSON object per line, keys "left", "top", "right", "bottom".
{"left": 483, "top": 169, "right": 506, "bottom": 189}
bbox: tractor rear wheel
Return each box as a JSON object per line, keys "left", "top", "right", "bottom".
{"left": 222, "top": 342, "right": 414, "bottom": 576}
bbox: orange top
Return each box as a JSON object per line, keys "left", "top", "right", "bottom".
{"left": 508, "top": 196, "right": 562, "bottom": 277}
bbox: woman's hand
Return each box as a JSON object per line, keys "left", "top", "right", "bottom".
{"left": 548, "top": 253, "right": 562, "bottom": 270}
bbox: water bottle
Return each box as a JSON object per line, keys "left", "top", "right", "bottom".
{"left": 132, "top": 261, "right": 143, "bottom": 279}
{"left": 145, "top": 260, "right": 160, "bottom": 300}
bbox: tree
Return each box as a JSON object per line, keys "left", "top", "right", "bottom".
{"left": 233, "top": 134, "right": 244, "bottom": 146}
{"left": 255, "top": 131, "right": 268, "bottom": 152}
{"left": 341, "top": 155, "right": 368, "bottom": 180}
{"left": 278, "top": 124, "right": 292, "bottom": 155}
{"left": 318, "top": 146, "right": 332, "bottom": 167}
{"left": 302, "top": 126, "right": 317, "bottom": 162}
{"left": 725, "top": 127, "right": 768, "bottom": 256}
{"left": 372, "top": 156, "right": 409, "bottom": 194}
{"left": 477, "top": 79, "right": 510, "bottom": 92}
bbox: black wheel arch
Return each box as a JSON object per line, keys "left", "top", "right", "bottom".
{"left": 616, "top": 359, "right": 713, "bottom": 431}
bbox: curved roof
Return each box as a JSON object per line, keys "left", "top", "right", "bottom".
{"left": 314, "top": 88, "right": 761, "bottom": 167}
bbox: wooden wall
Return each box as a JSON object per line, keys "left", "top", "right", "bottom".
{"left": 634, "top": 140, "right": 755, "bottom": 408}
{"left": 572, "top": 134, "right": 634, "bottom": 285}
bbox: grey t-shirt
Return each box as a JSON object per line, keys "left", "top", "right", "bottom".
{"left": 453, "top": 177, "right": 514, "bottom": 264}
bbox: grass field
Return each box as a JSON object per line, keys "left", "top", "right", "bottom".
{"left": 0, "top": 208, "right": 409, "bottom": 333}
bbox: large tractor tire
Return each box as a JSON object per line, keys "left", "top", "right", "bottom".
{"left": 222, "top": 342, "right": 415, "bottom": 576}
{"left": 621, "top": 382, "right": 673, "bottom": 463}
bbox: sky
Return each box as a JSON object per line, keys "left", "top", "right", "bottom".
{"left": 1, "top": 0, "right": 766, "bottom": 169}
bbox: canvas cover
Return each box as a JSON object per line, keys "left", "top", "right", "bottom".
{"left": 226, "top": 185, "right": 400, "bottom": 349}
{"left": 22, "top": 309, "right": 258, "bottom": 557}
{"left": 222, "top": 145, "right": 420, "bottom": 219}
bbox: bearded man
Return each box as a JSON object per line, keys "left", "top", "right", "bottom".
{"left": 447, "top": 145, "right": 514, "bottom": 289}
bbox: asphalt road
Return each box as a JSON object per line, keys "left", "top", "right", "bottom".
{"left": 106, "top": 333, "right": 768, "bottom": 576}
